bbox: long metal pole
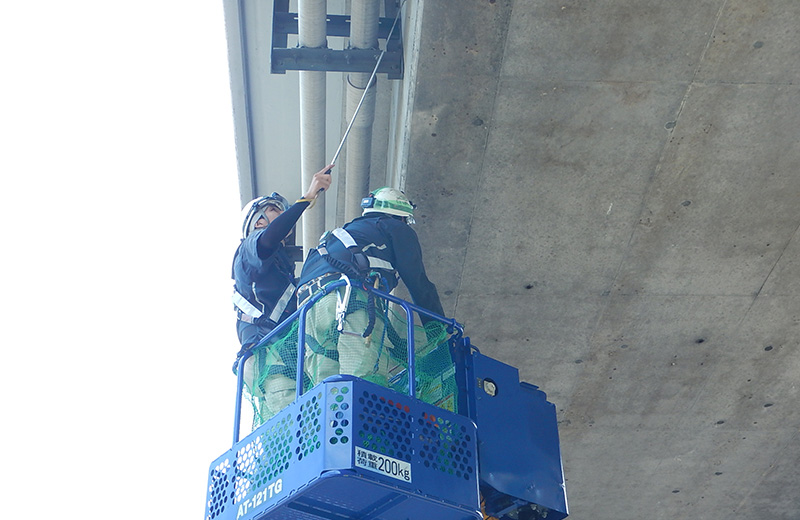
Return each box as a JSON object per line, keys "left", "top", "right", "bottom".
{"left": 328, "top": 2, "right": 405, "bottom": 167}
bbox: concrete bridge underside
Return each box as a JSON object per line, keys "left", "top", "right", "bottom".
{"left": 229, "top": 1, "right": 800, "bottom": 518}
{"left": 407, "top": 2, "right": 800, "bottom": 518}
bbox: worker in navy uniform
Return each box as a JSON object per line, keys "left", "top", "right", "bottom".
{"left": 297, "top": 187, "right": 444, "bottom": 386}
{"left": 232, "top": 166, "right": 332, "bottom": 414}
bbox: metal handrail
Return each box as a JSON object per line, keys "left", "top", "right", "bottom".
{"left": 232, "top": 279, "right": 463, "bottom": 446}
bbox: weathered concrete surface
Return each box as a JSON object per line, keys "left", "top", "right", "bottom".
{"left": 405, "top": 0, "right": 800, "bottom": 518}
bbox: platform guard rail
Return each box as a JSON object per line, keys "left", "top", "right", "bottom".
{"left": 232, "top": 279, "right": 463, "bottom": 445}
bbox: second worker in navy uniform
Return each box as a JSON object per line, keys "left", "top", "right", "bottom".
{"left": 296, "top": 187, "right": 444, "bottom": 387}
{"left": 231, "top": 165, "right": 332, "bottom": 416}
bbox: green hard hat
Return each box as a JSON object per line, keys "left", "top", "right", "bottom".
{"left": 361, "top": 187, "right": 415, "bottom": 218}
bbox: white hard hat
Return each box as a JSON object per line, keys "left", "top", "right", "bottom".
{"left": 241, "top": 193, "right": 290, "bottom": 238}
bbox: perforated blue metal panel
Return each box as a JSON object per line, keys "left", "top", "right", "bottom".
{"left": 205, "top": 375, "right": 481, "bottom": 520}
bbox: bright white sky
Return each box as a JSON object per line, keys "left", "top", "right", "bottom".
{"left": 2, "top": 2, "right": 248, "bottom": 518}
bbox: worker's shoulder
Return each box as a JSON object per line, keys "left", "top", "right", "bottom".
{"left": 347, "top": 213, "right": 397, "bottom": 229}
{"left": 371, "top": 214, "right": 416, "bottom": 235}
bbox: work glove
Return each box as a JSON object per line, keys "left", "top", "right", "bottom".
{"left": 231, "top": 344, "right": 253, "bottom": 375}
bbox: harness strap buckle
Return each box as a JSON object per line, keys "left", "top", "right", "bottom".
{"left": 335, "top": 275, "right": 352, "bottom": 332}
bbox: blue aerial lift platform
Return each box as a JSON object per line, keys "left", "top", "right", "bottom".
{"left": 205, "top": 281, "right": 568, "bottom": 520}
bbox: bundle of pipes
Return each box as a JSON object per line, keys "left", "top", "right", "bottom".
{"left": 299, "top": 0, "right": 404, "bottom": 251}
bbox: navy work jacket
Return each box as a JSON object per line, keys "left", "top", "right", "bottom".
{"left": 232, "top": 228, "right": 297, "bottom": 346}
{"left": 299, "top": 213, "right": 444, "bottom": 318}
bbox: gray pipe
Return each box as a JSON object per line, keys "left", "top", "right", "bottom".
{"left": 298, "top": 0, "right": 328, "bottom": 251}
{"left": 344, "top": 0, "right": 380, "bottom": 221}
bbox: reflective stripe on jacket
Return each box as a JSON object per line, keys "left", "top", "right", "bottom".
{"left": 232, "top": 227, "right": 297, "bottom": 325}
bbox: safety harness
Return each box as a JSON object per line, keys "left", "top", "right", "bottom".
{"left": 232, "top": 281, "right": 296, "bottom": 328}
{"left": 231, "top": 281, "right": 297, "bottom": 375}
{"left": 312, "top": 227, "right": 396, "bottom": 338}
{"left": 316, "top": 228, "right": 394, "bottom": 277}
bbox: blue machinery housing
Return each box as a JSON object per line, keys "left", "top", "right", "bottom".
{"left": 205, "top": 281, "right": 568, "bottom": 520}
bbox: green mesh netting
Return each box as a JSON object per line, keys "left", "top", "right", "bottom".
{"left": 240, "top": 287, "right": 458, "bottom": 429}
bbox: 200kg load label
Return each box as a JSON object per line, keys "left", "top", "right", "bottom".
{"left": 355, "top": 447, "right": 411, "bottom": 482}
